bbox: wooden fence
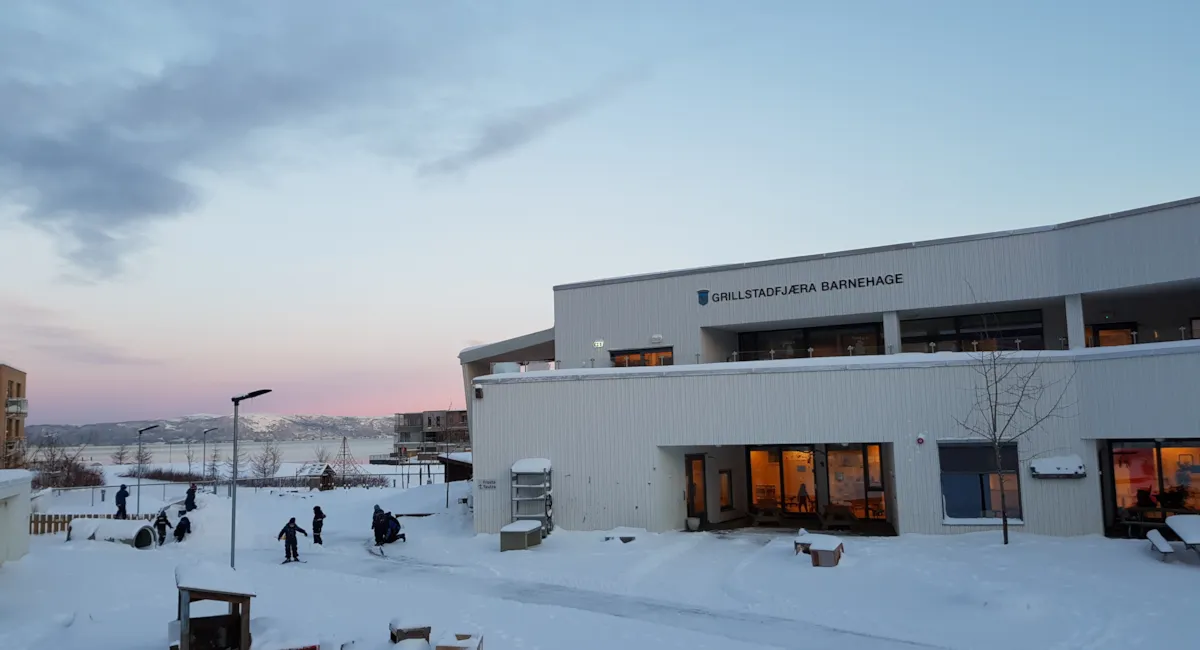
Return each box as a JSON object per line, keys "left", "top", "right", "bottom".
{"left": 29, "top": 513, "right": 154, "bottom": 535}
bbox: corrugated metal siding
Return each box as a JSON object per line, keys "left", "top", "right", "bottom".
{"left": 553, "top": 200, "right": 1200, "bottom": 368}
{"left": 472, "top": 345, "right": 1200, "bottom": 536}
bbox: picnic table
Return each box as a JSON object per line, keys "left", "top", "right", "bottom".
{"left": 1165, "top": 514, "right": 1200, "bottom": 557}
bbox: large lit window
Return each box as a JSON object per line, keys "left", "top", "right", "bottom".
{"left": 749, "top": 449, "right": 781, "bottom": 512}
{"left": 1191, "top": 318, "right": 1200, "bottom": 340}
{"left": 938, "top": 443, "right": 1022, "bottom": 520}
{"left": 610, "top": 347, "right": 673, "bottom": 367}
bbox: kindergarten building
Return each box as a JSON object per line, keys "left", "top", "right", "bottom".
{"left": 460, "top": 196, "right": 1200, "bottom": 537}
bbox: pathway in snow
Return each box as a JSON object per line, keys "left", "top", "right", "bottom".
{"left": 286, "top": 544, "right": 953, "bottom": 650}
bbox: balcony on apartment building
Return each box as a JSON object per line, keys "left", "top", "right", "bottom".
{"left": 5, "top": 398, "right": 28, "bottom": 416}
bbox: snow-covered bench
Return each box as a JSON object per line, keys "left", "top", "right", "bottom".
{"left": 500, "top": 520, "right": 543, "bottom": 552}
{"left": 1145, "top": 529, "right": 1174, "bottom": 561}
{"left": 794, "top": 530, "right": 845, "bottom": 567}
{"left": 1165, "top": 514, "right": 1200, "bottom": 558}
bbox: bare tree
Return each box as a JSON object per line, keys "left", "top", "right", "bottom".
{"left": 223, "top": 445, "right": 249, "bottom": 481}
{"left": 183, "top": 438, "right": 197, "bottom": 476}
{"left": 955, "top": 322, "right": 1075, "bottom": 545}
{"left": 250, "top": 440, "right": 283, "bottom": 480}
{"left": 110, "top": 444, "right": 131, "bottom": 465}
{"left": 29, "top": 434, "right": 102, "bottom": 488}
{"left": 133, "top": 442, "right": 153, "bottom": 476}
{"left": 313, "top": 444, "right": 332, "bottom": 465}
{"left": 207, "top": 448, "right": 222, "bottom": 483}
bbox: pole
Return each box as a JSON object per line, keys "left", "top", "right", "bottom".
{"left": 202, "top": 432, "right": 207, "bottom": 487}
{"left": 231, "top": 400, "right": 239, "bottom": 569}
{"left": 136, "top": 432, "right": 143, "bottom": 517}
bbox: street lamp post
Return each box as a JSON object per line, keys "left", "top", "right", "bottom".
{"left": 135, "top": 425, "right": 159, "bottom": 517}
{"left": 230, "top": 389, "right": 272, "bottom": 569}
{"left": 201, "top": 427, "right": 217, "bottom": 492}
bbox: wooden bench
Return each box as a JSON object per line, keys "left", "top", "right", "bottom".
{"left": 1146, "top": 529, "right": 1174, "bottom": 561}
{"left": 500, "top": 520, "right": 543, "bottom": 552}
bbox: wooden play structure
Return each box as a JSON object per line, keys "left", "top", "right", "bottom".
{"left": 170, "top": 563, "right": 255, "bottom": 650}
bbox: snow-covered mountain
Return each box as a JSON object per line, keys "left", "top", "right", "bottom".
{"left": 28, "top": 413, "right": 394, "bottom": 446}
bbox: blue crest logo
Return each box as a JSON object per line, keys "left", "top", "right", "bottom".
{"left": 697, "top": 289, "right": 709, "bottom": 306}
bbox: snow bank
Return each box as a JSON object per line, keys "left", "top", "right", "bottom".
{"left": 1030, "top": 454, "right": 1085, "bottom": 478}
{"left": 175, "top": 561, "right": 255, "bottom": 596}
{"left": 511, "top": 458, "right": 551, "bottom": 473}
{"left": 1165, "top": 514, "right": 1200, "bottom": 545}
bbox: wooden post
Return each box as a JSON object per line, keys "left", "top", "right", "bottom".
{"left": 179, "top": 589, "right": 191, "bottom": 650}
{"left": 240, "top": 599, "right": 251, "bottom": 649}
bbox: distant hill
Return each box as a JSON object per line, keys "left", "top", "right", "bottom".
{"left": 27, "top": 413, "right": 394, "bottom": 446}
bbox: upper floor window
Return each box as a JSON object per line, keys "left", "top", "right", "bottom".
{"left": 610, "top": 347, "right": 673, "bottom": 367}
{"left": 1192, "top": 318, "right": 1200, "bottom": 340}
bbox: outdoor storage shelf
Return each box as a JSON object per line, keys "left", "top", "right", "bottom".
{"left": 510, "top": 458, "right": 553, "bottom": 537}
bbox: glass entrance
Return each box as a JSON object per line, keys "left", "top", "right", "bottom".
{"left": 685, "top": 454, "right": 707, "bottom": 523}
{"left": 747, "top": 443, "right": 888, "bottom": 521}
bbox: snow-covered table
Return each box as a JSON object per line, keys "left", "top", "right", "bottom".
{"left": 1165, "top": 514, "right": 1200, "bottom": 556}
{"left": 794, "top": 531, "right": 845, "bottom": 567}
{"left": 173, "top": 563, "right": 255, "bottom": 650}
{"left": 500, "top": 519, "right": 543, "bottom": 551}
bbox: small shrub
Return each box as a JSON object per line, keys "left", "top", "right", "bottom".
{"left": 31, "top": 461, "right": 104, "bottom": 490}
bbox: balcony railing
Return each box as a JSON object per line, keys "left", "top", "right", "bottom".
{"left": 729, "top": 345, "right": 886, "bottom": 362}
{"left": 490, "top": 360, "right": 558, "bottom": 374}
{"left": 5, "top": 398, "right": 28, "bottom": 415}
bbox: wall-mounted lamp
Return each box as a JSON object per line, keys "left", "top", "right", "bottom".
{"left": 473, "top": 383, "right": 483, "bottom": 399}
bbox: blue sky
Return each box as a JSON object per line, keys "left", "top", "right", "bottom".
{"left": 1, "top": 1, "right": 1197, "bottom": 424}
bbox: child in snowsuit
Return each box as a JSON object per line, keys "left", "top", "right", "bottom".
{"left": 371, "top": 505, "right": 386, "bottom": 546}
{"left": 153, "top": 511, "right": 173, "bottom": 546}
{"left": 115, "top": 485, "right": 129, "bottom": 519}
{"left": 384, "top": 512, "right": 405, "bottom": 544}
{"left": 184, "top": 484, "right": 197, "bottom": 512}
{"left": 312, "top": 506, "right": 325, "bottom": 545}
{"left": 278, "top": 517, "right": 308, "bottom": 562}
{"left": 174, "top": 512, "right": 192, "bottom": 543}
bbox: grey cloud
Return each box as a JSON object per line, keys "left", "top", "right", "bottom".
{"left": 417, "top": 67, "right": 649, "bottom": 177}
{"left": 0, "top": 296, "right": 160, "bottom": 366}
{"left": 0, "top": 1, "right": 482, "bottom": 278}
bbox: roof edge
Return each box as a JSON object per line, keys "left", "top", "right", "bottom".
{"left": 459, "top": 327, "right": 554, "bottom": 364}
{"left": 552, "top": 194, "right": 1200, "bottom": 292}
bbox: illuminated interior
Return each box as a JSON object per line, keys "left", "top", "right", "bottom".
{"left": 749, "top": 444, "right": 888, "bottom": 521}
{"left": 1110, "top": 440, "right": 1200, "bottom": 511}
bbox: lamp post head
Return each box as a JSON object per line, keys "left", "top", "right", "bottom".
{"left": 137, "top": 424, "right": 160, "bottom": 435}
{"left": 232, "top": 389, "right": 273, "bottom": 404}
{"left": 202, "top": 427, "right": 218, "bottom": 435}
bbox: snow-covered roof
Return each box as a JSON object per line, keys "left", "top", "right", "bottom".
{"left": 1030, "top": 454, "right": 1085, "bottom": 477}
{"left": 512, "top": 458, "right": 551, "bottom": 473}
{"left": 439, "top": 452, "right": 473, "bottom": 464}
{"left": 805, "top": 534, "right": 845, "bottom": 552}
{"left": 175, "top": 562, "right": 256, "bottom": 597}
{"left": 477, "top": 339, "right": 1200, "bottom": 385}
{"left": 0, "top": 469, "right": 33, "bottom": 491}
{"left": 1166, "top": 515, "right": 1200, "bottom": 545}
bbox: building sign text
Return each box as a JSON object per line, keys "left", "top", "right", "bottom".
{"left": 697, "top": 273, "right": 904, "bottom": 306}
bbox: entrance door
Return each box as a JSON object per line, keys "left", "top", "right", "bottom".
{"left": 685, "top": 454, "right": 707, "bottom": 525}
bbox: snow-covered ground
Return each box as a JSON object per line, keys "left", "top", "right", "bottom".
{"left": 3, "top": 481, "right": 1195, "bottom": 650}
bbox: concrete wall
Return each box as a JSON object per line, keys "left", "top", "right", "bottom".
{"left": 0, "top": 470, "right": 33, "bottom": 565}
{"left": 469, "top": 341, "right": 1200, "bottom": 536}
{"left": 553, "top": 198, "right": 1200, "bottom": 368}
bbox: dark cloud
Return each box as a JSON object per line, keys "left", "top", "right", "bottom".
{"left": 0, "top": 1, "right": 483, "bottom": 278}
{"left": 418, "top": 68, "right": 648, "bottom": 178}
{"left": 0, "top": 295, "right": 161, "bottom": 366}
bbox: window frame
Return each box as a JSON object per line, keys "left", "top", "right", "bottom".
{"left": 937, "top": 442, "right": 1023, "bottom": 521}
{"left": 719, "top": 469, "right": 734, "bottom": 511}
{"left": 609, "top": 346, "right": 674, "bottom": 367}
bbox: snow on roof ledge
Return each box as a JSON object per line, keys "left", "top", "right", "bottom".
{"left": 175, "top": 562, "right": 256, "bottom": 597}
{"left": 512, "top": 458, "right": 551, "bottom": 473}
{"left": 0, "top": 469, "right": 33, "bottom": 491}
{"left": 1030, "top": 454, "right": 1086, "bottom": 478}
{"left": 476, "top": 339, "right": 1200, "bottom": 385}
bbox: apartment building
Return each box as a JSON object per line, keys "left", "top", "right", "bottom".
{"left": 462, "top": 195, "right": 1200, "bottom": 538}
{"left": 391, "top": 410, "right": 469, "bottom": 461}
{"left": 1, "top": 364, "right": 28, "bottom": 469}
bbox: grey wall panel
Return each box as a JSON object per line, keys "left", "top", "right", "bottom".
{"left": 472, "top": 343, "right": 1200, "bottom": 536}
{"left": 553, "top": 200, "right": 1200, "bottom": 368}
